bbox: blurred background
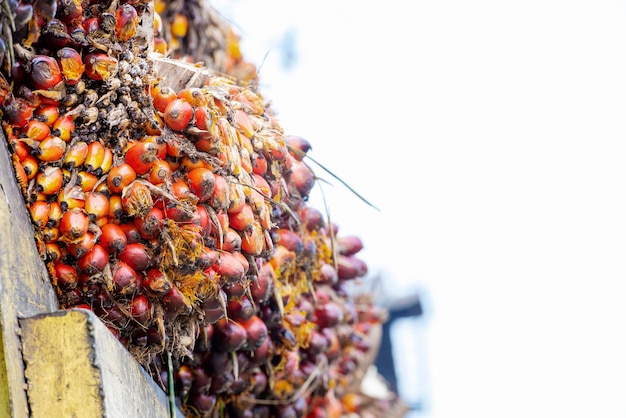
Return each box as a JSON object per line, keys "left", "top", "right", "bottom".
{"left": 211, "top": 1, "right": 626, "bottom": 417}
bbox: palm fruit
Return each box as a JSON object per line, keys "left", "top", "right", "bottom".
{"left": 1, "top": 0, "right": 402, "bottom": 416}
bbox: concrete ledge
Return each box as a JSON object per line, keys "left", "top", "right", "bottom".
{"left": 19, "top": 309, "right": 184, "bottom": 418}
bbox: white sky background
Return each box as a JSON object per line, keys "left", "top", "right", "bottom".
{"left": 210, "top": 1, "right": 626, "bottom": 417}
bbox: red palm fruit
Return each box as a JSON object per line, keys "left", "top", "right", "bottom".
{"left": 271, "top": 229, "right": 303, "bottom": 253}
{"left": 287, "top": 159, "right": 315, "bottom": 198}
{"left": 124, "top": 140, "right": 158, "bottom": 175}
{"left": 112, "top": 261, "right": 138, "bottom": 296}
{"left": 47, "top": 201, "right": 62, "bottom": 227}
{"left": 195, "top": 205, "right": 210, "bottom": 234}
{"left": 21, "top": 155, "right": 39, "bottom": 180}
{"left": 51, "top": 115, "right": 74, "bottom": 142}
{"left": 34, "top": 104, "right": 60, "bottom": 126}
{"left": 227, "top": 182, "right": 246, "bottom": 214}
{"left": 317, "top": 263, "right": 338, "bottom": 286}
{"left": 150, "top": 84, "right": 177, "bottom": 113}
{"left": 196, "top": 246, "right": 218, "bottom": 269}
{"left": 299, "top": 206, "right": 325, "bottom": 232}
{"left": 57, "top": 185, "right": 85, "bottom": 211}
{"left": 170, "top": 179, "right": 193, "bottom": 201}
{"left": 4, "top": 98, "right": 34, "bottom": 128}
{"left": 115, "top": 4, "right": 138, "bottom": 41}
{"left": 189, "top": 393, "right": 216, "bottom": 415}
{"left": 336, "top": 255, "right": 367, "bottom": 280}
{"left": 193, "top": 138, "right": 214, "bottom": 154}
{"left": 108, "top": 195, "right": 124, "bottom": 221}
{"left": 249, "top": 336, "right": 273, "bottom": 366}
{"left": 82, "top": 17, "right": 99, "bottom": 33}
{"left": 252, "top": 174, "right": 271, "bottom": 198}
{"left": 10, "top": 136, "right": 29, "bottom": 162}
{"left": 215, "top": 251, "right": 245, "bottom": 284}
{"left": 336, "top": 235, "right": 364, "bottom": 256}
{"left": 306, "top": 330, "right": 329, "bottom": 357}
{"left": 216, "top": 228, "right": 242, "bottom": 252}
{"left": 194, "top": 105, "right": 212, "bottom": 132}
{"left": 59, "top": 209, "right": 89, "bottom": 241}
{"left": 36, "top": 136, "right": 66, "bottom": 162}
{"left": 54, "top": 263, "right": 79, "bottom": 290}
{"left": 233, "top": 248, "right": 249, "bottom": 273}
{"left": 285, "top": 135, "right": 312, "bottom": 161}
{"left": 63, "top": 141, "right": 88, "bottom": 169}
{"left": 84, "top": 192, "right": 109, "bottom": 221}
{"left": 84, "top": 53, "right": 117, "bottom": 81}
{"left": 66, "top": 231, "right": 96, "bottom": 258}
{"left": 129, "top": 294, "right": 151, "bottom": 325}
{"left": 233, "top": 109, "right": 254, "bottom": 138}
{"left": 164, "top": 137, "right": 184, "bottom": 158}
{"left": 187, "top": 167, "right": 215, "bottom": 202}
{"left": 177, "top": 87, "right": 206, "bottom": 107}
{"left": 223, "top": 280, "right": 247, "bottom": 299}
{"left": 98, "top": 149, "right": 113, "bottom": 176}
{"left": 142, "top": 136, "right": 167, "bottom": 159}
{"left": 174, "top": 365, "right": 193, "bottom": 399}
{"left": 118, "top": 242, "right": 151, "bottom": 272}
{"left": 42, "top": 227, "right": 60, "bottom": 243}
{"left": 45, "top": 243, "right": 63, "bottom": 264}
{"left": 163, "top": 203, "right": 193, "bottom": 223}
{"left": 162, "top": 286, "right": 191, "bottom": 316}
{"left": 77, "top": 244, "right": 109, "bottom": 274}
{"left": 119, "top": 223, "right": 142, "bottom": 244}
{"left": 133, "top": 207, "right": 164, "bottom": 239}
{"left": 38, "top": 19, "right": 69, "bottom": 51}
{"left": 163, "top": 98, "right": 193, "bottom": 131}
{"left": 202, "top": 349, "right": 233, "bottom": 376}
{"left": 148, "top": 159, "right": 171, "bottom": 185}
{"left": 239, "top": 315, "right": 268, "bottom": 351}
{"left": 314, "top": 301, "right": 344, "bottom": 329}
{"left": 250, "top": 151, "right": 267, "bottom": 176}
{"left": 29, "top": 201, "right": 50, "bottom": 228}
{"left": 84, "top": 141, "right": 105, "bottom": 173}
{"left": 202, "top": 301, "right": 226, "bottom": 324}
{"left": 228, "top": 203, "right": 254, "bottom": 232}
{"left": 56, "top": 47, "right": 84, "bottom": 85}
{"left": 209, "top": 174, "right": 228, "bottom": 211}
{"left": 28, "top": 55, "right": 63, "bottom": 90}
{"left": 143, "top": 268, "right": 172, "bottom": 296}
{"left": 227, "top": 295, "right": 254, "bottom": 322}
{"left": 107, "top": 163, "right": 136, "bottom": 194}
{"left": 241, "top": 221, "right": 265, "bottom": 257}
{"left": 250, "top": 263, "right": 274, "bottom": 305}
{"left": 121, "top": 181, "right": 153, "bottom": 218}
{"left": 56, "top": 0, "right": 83, "bottom": 25}
{"left": 100, "top": 223, "right": 127, "bottom": 254}
{"left": 213, "top": 318, "right": 247, "bottom": 352}
{"left": 24, "top": 119, "right": 51, "bottom": 141}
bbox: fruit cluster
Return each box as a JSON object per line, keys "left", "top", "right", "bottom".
{"left": 0, "top": 0, "right": 401, "bottom": 417}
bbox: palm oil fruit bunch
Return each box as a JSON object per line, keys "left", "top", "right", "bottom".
{"left": 151, "top": 0, "right": 258, "bottom": 84}
{"left": 151, "top": 129, "right": 383, "bottom": 416}
{"left": 1, "top": 0, "right": 392, "bottom": 415}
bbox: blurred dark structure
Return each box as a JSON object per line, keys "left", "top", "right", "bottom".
{"left": 375, "top": 295, "right": 423, "bottom": 395}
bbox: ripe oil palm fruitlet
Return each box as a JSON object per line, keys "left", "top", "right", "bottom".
{"left": 0, "top": 0, "right": 404, "bottom": 416}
